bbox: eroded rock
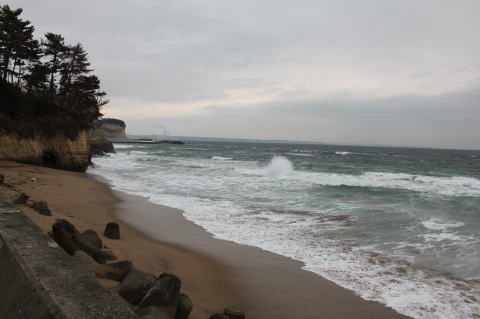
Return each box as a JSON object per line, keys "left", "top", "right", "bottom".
{"left": 136, "top": 273, "right": 181, "bottom": 319}
{"left": 80, "top": 229, "right": 103, "bottom": 249}
{"left": 224, "top": 307, "right": 245, "bottom": 319}
{"left": 52, "top": 219, "right": 80, "bottom": 255}
{"left": 101, "top": 248, "right": 117, "bottom": 261}
{"left": 104, "top": 221, "right": 120, "bottom": 239}
{"left": 73, "top": 250, "right": 98, "bottom": 273}
{"left": 13, "top": 192, "right": 29, "bottom": 204}
{"left": 136, "top": 306, "right": 173, "bottom": 319}
{"left": 175, "top": 293, "right": 193, "bottom": 319}
{"left": 31, "top": 200, "right": 52, "bottom": 216}
{"left": 52, "top": 219, "right": 107, "bottom": 262}
{"left": 95, "top": 260, "right": 134, "bottom": 281}
{"left": 119, "top": 269, "right": 156, "bottom": 305}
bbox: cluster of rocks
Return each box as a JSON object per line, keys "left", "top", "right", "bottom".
{"left": 10, "top": 189, "right": 52, "bottom": 216}
{"left": 51, "top": 219, "right": 115, "bottom": 263}
{"left": 0, "top": 172, "right": 247, "bottom": 319}
{"left": 50, "top": 219, "right": 229, "bottom": 319}
{"left": 209, "top": 308, "right": 245, "bottom": 319}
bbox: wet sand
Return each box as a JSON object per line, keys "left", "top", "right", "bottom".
{"left": 0, "top": 160, "right": 410, "bottom": 318}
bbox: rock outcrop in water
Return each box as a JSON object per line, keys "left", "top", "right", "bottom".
{"left": 100, "top": 118, "right": 127, "bottom": 139}
{"left": 89, "top": 120, "right": 115, "bottom": 155}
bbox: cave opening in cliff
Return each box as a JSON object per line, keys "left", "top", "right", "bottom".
{"left": 42, "top": 151, "right": 57, "bottom": 166}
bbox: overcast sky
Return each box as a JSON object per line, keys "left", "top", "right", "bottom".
{"left": 7, "top": 0, "right": 480, "bottom": 149}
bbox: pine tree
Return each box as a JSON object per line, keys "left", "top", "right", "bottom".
{"left": 42, "top": 32, "right": 66, "bottom": 98}
{"left": 0, "top": 5, "right": 38, "bottom": 84}
{"left": 59, "top": 43, "right": 91, "bottom": 105}
{"left": 23, "top": 62, "right": 49, "bottom": 94}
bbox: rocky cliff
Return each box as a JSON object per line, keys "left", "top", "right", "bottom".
{"left": 88, "top": 120, "right": 115, "bottom": 155}
{"left": 0, "top": 132, "right": 91, "bottom": 172}
{"left": 99, "top": 118, "right": 127, "bottom": 139}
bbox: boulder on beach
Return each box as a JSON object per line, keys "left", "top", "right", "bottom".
{"left": 101, "top": 248, "right": 117, "bottom": 260}
{"left": 52, "top": 219, "right": 80, "bottom": 255}
{"left": 78, "top": 239, "right": 107, "bottom": 264}
{"left": 224, "top": 307, "right": 245, "bottom": 319}
{"left": 138, "top": 273, "right": 181, "bottom": 308}
{"left": 80, "top": 229, "right": 103, "bottom": 249}
{"left": 209, "top": 314, "right": 229, "bottom": 319}
{"left": 103, "top": 221, "right": 120, "bottom": 239}
{"left": 31, "top": 200, "right": 52, "bottom": 216}
{"left": 0, "top": 173, "right": 4, "bottom": 185}
{"left": 52, "top": 219, "right": 109, "bottom": 263}
{"left": 135, "top": 306, "right": 174, "bottom": 319}
{"left": 175, "top": 293, "right": 193, "bottom": 319}
{"left": 137, "top": 273, "right": 181, "bottom": 319}
{"left": 73, "top": 250, "right": 98, "bottom": 274}
{"left": 95, "top": 260, "right": 134, "bottom": 281}
{"left": 13, "top": 192, "right": 28, "bottom": 204}
{"left": 119, "top": 269, "right": 156, "bottom": 305}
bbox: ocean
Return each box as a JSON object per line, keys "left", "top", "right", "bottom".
{"left": 90, "top": 141, "right": 480, "bottom": 319}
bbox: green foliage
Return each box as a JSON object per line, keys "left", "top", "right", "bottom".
{"left": 0, "top": 5, "right": 107, "bottom": 139}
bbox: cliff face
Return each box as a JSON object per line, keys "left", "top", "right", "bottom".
{"left": 0, "top": 132, "right": 91, "bottom": 172}
{"left": 88, "top": 121, "right": 115, "bottom": 155}
{"left": 99, "top": 118, "right": 127, "bottom": 139}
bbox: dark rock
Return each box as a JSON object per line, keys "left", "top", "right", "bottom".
{"left": 103, "top": 221, "right": 120, "bottom": 239}
{"left": 119, "top": 269, "right": 156, "bottom": 305}
{"left": 13, "top": 192, "right": 29, "bottom": 204}
{"left": 223, "top": 307, "right": 245, "bottom": 319}
{"left": 52, "top": 219, "right": 105, "bottom": 262}
{"left": 209, "top": 314, "right": 229, "bottom": 319}
{"left": 138, "top": 273, "right": 181, "bottom": 308}
{"left": 31, "top": 200, "right": 48, "bottom": 211}
{"left": 135, "top": 306, "right": 173, "bottom": 319}
{"left": 95, "top": 260, "right": 134, "bottom": 281}
{"left": 31, "top": 200, "right": 53, "bottom": 215}
{"left": 78, "top": 239, "right": 107, "bottom": 264}
{"left": 101, "top": 248, "right": 117, "bottom": 260}
{"left": 80, "top": 229, "right": 103, "bottom": 249}
{"left": 38, "top": 207, "right": 52, "bottom": 216}
{"left": 90, "top": 138, "right": 115, "bottom": 155}
{"left": 0, "top": 173, "right": 4, "bottom": 185}
{"left": 52, "top": 219, "right": 79, "bottom": 235}
{"left": 73, "top": 250, "right": 98, "bottom": 274}
{"left": 175, "top": 293, "right": 193, "bottom": 319}
{"left": 51, "top": 219, "right": 80, "bottom": 255}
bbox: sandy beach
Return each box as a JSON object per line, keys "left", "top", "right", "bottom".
{"left": 0, "top": 160, "right": 409, "bottom": 319}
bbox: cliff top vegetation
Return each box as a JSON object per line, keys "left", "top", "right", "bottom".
{"left": 99, "top": 118, "right": 126, "bottom": 128}
{"left": 0, "top": 5, "right": 108, "bottom": 139}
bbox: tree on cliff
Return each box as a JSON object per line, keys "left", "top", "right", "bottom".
{"left": 59, "top": 43, "right": 91, "bottom": 106}
{"left": 0, "top": 5, "right": 39, "bottom": 85}
{"left": 0, "top": 5, "right": 108, "bottom": 140}
{"left": 23, "top": 62, "right": 49, "bottom": 94}
{"left": 42, "top": 32, "right": 66, "bottom": 100}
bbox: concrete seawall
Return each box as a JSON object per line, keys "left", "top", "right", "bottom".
{"left": 0, "top": 194, "right": 137, "bottom": 319}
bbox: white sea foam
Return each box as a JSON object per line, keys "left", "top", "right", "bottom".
{"left": 261, "top": 156, "right": 294, "bottom": 178}
{"left": 211, "top": 156, "right": 234, "bottom": 160}
{"left": 335, "top": 151, "right": 351, "bottom": 155}
{"left": 285, "top": 152, "right": 315, "bottom": 157}
{"left": 112, "top": 144, "right": 134, "bottom": 149}
{"left": 89, "top": 151, "right": 480, "bottom": 319}
{"left": 422, "top": 218, "right": 466, "bottom": 231}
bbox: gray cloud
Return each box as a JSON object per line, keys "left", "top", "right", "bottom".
{"left": 5, "top": 0, "right": 480, "bottom": 149}
{"left": 125, "top": 87, "right": 480, "bottom": 149}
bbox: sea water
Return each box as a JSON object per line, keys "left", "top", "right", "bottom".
{"left": 90, "top": 141, "right": 480, "bottom": 319}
